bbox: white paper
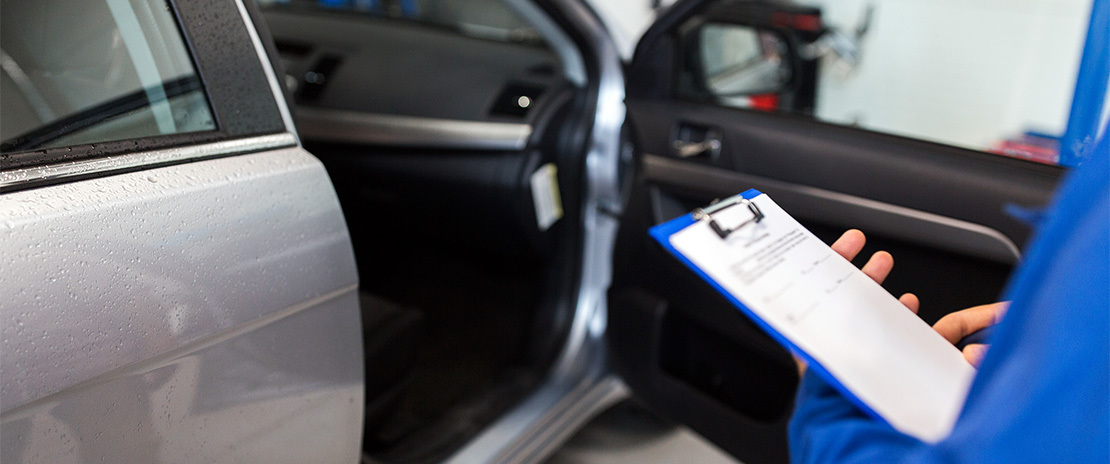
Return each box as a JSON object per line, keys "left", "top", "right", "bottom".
{"left": 669, "top": 194, "right": 975, "bottom": 442}
{"left": 530, "top": 163, "right": 563, "bottom": 231}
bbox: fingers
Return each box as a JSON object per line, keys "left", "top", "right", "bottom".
{"left": 899, "top": 293, "right": 920, "bottom": 314}
{"left": 792, "top": 354, "right": 808, "bottom": 377}
{"left": 830, "top": 229, "right": 866, "bottom": 261}
{"left": 963, "top": 344, "right": 989, "bottom": 367}
{"left": 933, "top": 301, "right": 1010, "bottom": 345}
{"left": 832, "top": 230, "right": 895, "bottom": 284}
{"left": 832, "top": 229, "right": 907, "bottom": 308}
{"left": 861, "top": 251, "right": 894, "bottom": 284}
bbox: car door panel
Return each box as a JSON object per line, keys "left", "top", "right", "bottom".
{"left": 613, "top": 107, "right": 1059, "bottom": 464}
{"left": 627, "top": 100, "right": 1062, "bottom": 248}
{"left": 610, "top": 3, "right": 1066, "bottom": 462}
{"left": 0, "top": 147, "right": 363, "bottom": 463}
{"left": 0, "top": 0, "right": 365, "bottom": 460}
{"left": 622, "top": 99, "right": 1064, "bottom": 325}
{"left": 608, "top": 284, "right": 797, "bottom": 464}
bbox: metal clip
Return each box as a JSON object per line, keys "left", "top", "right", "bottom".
{"left": 692, "top": 196, "right": 764, "bottom": 239}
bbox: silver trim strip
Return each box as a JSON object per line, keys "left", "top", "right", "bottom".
{"left": 497, "top": 377, "right": 629, "bottom": 464}
{"left": 0, "top": 133, "right": 298, "bottom": 191}
{"left": 234, "top": 0, "right": 299, "bottom": 137}
{"left": 295, "top": 107, "right": 533, "bottom": 151}
{"left": 643, "top": 154, "right": 1023, "bottom": 264}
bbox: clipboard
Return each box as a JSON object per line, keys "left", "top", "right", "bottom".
{"left": 649, "top": 189, "right": 976, "bottom": 443}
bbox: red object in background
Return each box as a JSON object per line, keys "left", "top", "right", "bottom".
{"left": 989, "top": 134, "right": 1060, "bottom": 165}
{"left": 771, "top": 12, "right": 822, "bottom": 32}
{"left": 749, "top": 93, "right": 780, "bottom": 111}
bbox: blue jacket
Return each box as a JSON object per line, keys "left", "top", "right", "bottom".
{"left": 789, "top": 136, "right": 1109, "bottom": 463}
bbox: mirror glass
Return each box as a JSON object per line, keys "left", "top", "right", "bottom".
{"left": 699, "top": 24, "right": 792, "bottom": 97}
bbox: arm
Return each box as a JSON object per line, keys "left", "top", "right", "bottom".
{"left": 790, "top": 371, "right": 925, "bottom": 464}
{"left": 791, "top": 198, "right": 1110, "bottom": 463}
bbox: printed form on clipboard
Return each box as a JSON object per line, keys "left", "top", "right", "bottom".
{"left": 649, "top": 189, "right": 976, "bottom": 443}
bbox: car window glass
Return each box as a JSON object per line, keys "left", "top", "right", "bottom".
{"left": 693, "top": 0, "right": 1099, "bottom": 166}
{"left": 1, "top": 0, "right": 216, "bottom": 153}
{"left": 259, "top": 0, "right": 543, "bottom": 44}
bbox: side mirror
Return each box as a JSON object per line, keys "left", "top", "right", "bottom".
{"left": 697, "top": 23, "right": 793, "bottom": 98}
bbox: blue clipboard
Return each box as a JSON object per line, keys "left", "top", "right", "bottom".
{"left": 648, "top": 189, "right": 894, "bottom": 431}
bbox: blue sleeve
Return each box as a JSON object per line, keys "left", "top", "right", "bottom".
{"left": 789, "top": 372, "right": 926, "bottom": 463}
{"left": 789, "top": 141, "right": 1110, "bottom": 464}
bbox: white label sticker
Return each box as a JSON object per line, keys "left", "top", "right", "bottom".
{"left": 530, "top": 163, "right": 563, "bottom": 231}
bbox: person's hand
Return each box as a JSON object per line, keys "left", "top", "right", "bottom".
{"left": 832, "top": 230, "right": 1007, "bottom": 367}
{"left": 795, "top": 229, "right": 917, "bottom": 374}
{"left": 933, "top": 302, "right": 1008, "bottom": 367}
{"left": 828, "top": 229, "right": 919, "bottom": 310}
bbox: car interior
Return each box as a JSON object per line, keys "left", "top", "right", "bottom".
{"left": 260, "top": 1, "right": 593, "bottom": 461}
{"left": 260, "top": 0, "right": 1069, "bottom": 462}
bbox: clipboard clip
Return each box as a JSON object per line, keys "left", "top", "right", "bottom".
{"left": 692, "top": 196, "right": 764, "bottom": 239}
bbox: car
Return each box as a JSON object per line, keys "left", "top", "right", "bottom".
{"left": 2, "top": 0, "right": 1097, "bottom": 462}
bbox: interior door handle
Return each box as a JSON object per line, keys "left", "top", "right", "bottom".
{"left": 673, "top": 138, "right": 721, "bottom": 158}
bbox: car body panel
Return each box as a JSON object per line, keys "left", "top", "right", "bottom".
{"left": 0, "top": 147, "right": 363, "bottom": 462}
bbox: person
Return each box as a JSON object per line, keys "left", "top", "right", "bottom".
{"left": 788, "top": 131, "right": 1109, "bottom": 463}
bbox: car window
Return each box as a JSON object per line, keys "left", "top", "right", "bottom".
{"left": 259, "top": 0, "right": 543, "bottom": 44}
{"left": 687, "top": 0, "right": 1099, "bottom": 166}
{"left": 0, "top": 0, "right": 216, "bottom": 153}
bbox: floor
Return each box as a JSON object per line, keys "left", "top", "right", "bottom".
{"left": 544, "top": 401, "right": 741, "bottom": 464}
{"left": 358, "top": 248, "right": 543, "bottom": 461}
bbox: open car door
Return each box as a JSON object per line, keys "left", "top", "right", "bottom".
{"left": 608, "top": 0, "right": 1073, "bottom": 462}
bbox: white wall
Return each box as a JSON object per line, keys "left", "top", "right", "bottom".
{"left": 584, "top": 0, "right": 661, "bottom": 58}
{"left": 803, "top": 0, "right": 1092, "bottom": 150}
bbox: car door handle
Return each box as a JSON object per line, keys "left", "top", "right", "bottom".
{"left": 673, "top": 138, "right": 721, "bottom": 158}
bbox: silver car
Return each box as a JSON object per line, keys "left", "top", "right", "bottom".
{"left": 1, "top": 0, "right": 1074, "bottom": 462}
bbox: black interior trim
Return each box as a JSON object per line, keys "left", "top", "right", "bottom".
{"left": 264, "top": 9, "right": 564, "bottom": 123}
{"left": 627, "top": 99, "right": 1064, "bottom": 248}
{"left": 643, "top": 154, "right": 1021, "bottom": 264}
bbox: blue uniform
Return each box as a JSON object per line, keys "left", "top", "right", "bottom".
{"left": 789, "top": 136, "right": 1110, "bottom": 463}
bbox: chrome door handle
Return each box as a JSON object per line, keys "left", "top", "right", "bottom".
{"left": 673, "top": 138, "right": 721, "bottom": 158}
